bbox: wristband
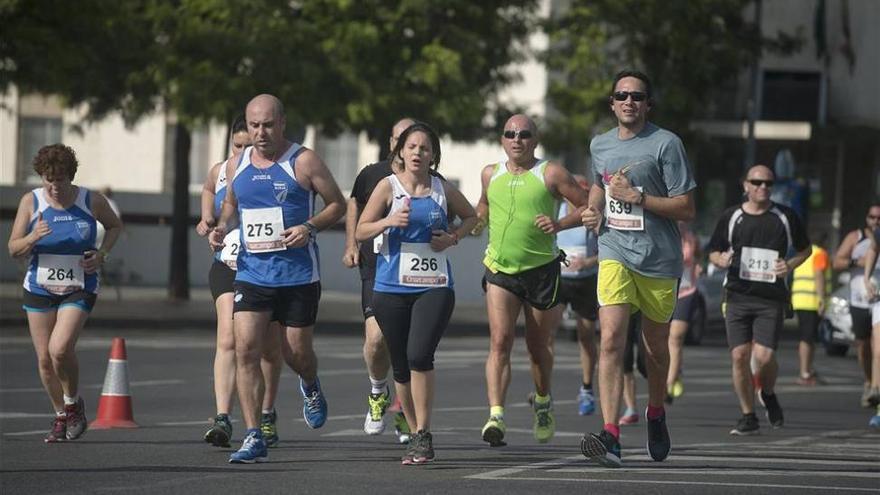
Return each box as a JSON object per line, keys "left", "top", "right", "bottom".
{"left": 636, "top": 191, "right": 645, "bottom": 206}
{"left": 450, "top": 231, "right": 459, "bottom": 245}
{"left": 303, "top": 221, "right": 318, "bottom": 240}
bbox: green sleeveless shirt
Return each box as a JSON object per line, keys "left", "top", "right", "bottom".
{"left": 483, "top": 160, "right": 559, "bottom": 274}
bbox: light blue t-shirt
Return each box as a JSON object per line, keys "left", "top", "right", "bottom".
{"left": 590, "top": 122, "right": 696, "bottom": 278}
{"left": 556, "top": 201, "right": 599, "bottom": 279}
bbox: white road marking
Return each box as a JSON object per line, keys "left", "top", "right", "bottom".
{"left": 0, "top": 379, "right": 185, "bottom": 394}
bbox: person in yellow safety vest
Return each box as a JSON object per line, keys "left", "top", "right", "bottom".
{"left": 791, "top": 242, "right": 831, "bottom": 385}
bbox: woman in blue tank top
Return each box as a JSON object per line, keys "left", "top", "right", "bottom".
{"left": 7, "top": 144, "right": 122, "bottom": 443}
{"left": 356, "top": 122, "right": 477, "bottom": 465}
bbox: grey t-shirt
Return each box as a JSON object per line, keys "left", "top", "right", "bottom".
{"left": 590, "top": 122, "right": 696, "bottom": 278}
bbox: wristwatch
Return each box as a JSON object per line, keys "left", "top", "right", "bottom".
{"left": 302, "top": 221, "right": 318, "bottom": 240}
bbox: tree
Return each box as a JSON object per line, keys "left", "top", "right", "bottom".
{"left": 542, "top": 0, "right": 800, "bottom": 159}
{"left": 2, "top": 0, "right": 539, "bottom": 297}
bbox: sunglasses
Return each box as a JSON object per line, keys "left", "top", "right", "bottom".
{"left": 503, "top": 129, "right": 533, "bottom": 140}
{"left": 612, "top": 91, "right": 648, "bottom": 102}
{"left": 868, "top": 215, "right": 880, "bottom": 220}
{"left": 747, "top": 179, "right": 774, "bottom": 187}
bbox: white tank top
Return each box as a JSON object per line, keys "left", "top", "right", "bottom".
{"left": 850, "top": 230, "right": 878, "bottom": 308}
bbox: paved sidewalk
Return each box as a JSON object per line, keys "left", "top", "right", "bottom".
{"left": 0, "top": 283, "right": 490, "bottom": 333}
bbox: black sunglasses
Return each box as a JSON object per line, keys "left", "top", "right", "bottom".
{"left": 612, "top": 91, "right": 648, "bottom": 102}
{"left": 503, "top": 129, "right": 533, "bottom": 140}
{"left": 747, "top": 179, "right": 774, "bottom": 187}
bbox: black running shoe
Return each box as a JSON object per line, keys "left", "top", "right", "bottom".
{"left": 64, "top": 397, "right": 88, "bottom": 440}
{"left": 646, "top": 410, "right": 671, "bottom": 461}
{"left": 759, "top": 390, "right": 784, "bottom": 428}
{"left": 729, "top": 413, "right": 760, "bottom": 436}
{"left": 204, "top": 414, "right": 232, "bottom": 447}
{"left": 401, "top": 431, "right": 422, "bottom": 465}
{"left": 410, "top": 430, "right": 435, "bottom": 465}
{"left": 580, "top": 429, "right": 622, "bottom": 468}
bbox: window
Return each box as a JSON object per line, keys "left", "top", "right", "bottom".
{"left": 17, "top": 117, "right": 62, "bottom": 185}
{"left": 314, "top": 131, "right": 359, "bottom": 192}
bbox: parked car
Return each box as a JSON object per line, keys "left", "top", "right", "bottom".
{"left": 820, "top": 284, "right": 855, "bottom": 357}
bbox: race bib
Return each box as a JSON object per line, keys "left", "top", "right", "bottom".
{"left": 559, "top": 245, "right": 586, "bottom": 274}
{"left": 220, "top": 228, "right": 241, "bottom": 270}
{"left": 605, "top": 187, "right": 644, "bottom": 231}
{"left": 739, "top": 246, "right": 778, "bottom": 283}
{"left": 241, "top": 207, "right": 284, "bottom": 253}
{"left": 399, "top": 242, "right": 449, "bottom": 287}
{"left": 36, "top": 254, "right": 84, "bottom": 295}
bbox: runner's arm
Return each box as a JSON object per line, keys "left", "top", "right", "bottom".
{"left": 343, "top": 197, "right": 361, "bottom": 267}
{"left": 356, "top": 180, "right": 393, "bottom": 241}
{"left": 197, "top": 162, "right": 221, "bottom": 236}
{"left": 298, "top": 149, "right": 347, "bottom": 231}
{"left": 7, "top": 193, "right": 39, "bottom": 258}
{"left": 471, "top": 164, "right": 494, "bottom": 235}
{"left": 831, "top": 231, "right": 859, "bottom": 271}
{"left": 546, "top": 162, "right": 587, "bottom": 231}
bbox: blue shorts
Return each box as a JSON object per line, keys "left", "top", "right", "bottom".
{"left": 22, "top": 289, "right": 96, "bottom": 313}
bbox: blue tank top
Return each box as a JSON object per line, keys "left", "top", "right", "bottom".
{"left": 556, "top": 201, "right": 599, "bottom": 279}
{"left": 23, "top": 187, "right": 99, "bottom": 295}
{"left": 374, "top": 175, "right": 453, "bottom": 293}
{"left": 231, "top": 144, "right": 318, "bottom": 287}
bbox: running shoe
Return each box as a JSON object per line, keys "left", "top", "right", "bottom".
{"left": 410, "top": 430, "right": 435, "bottom": 465}
{"left": 363, "top": 386, "right": 391, "bottom": 435}
{"left": 401, "top": 431, "right": 421, "bottom": 465}
{"left": 867, "top": 387, "right": 880, "bottom": 408}
{"left": 870, "top": 406, "right": 880, "bottom": 429}
{"left": 861, "top": 383, "right": 873, "bottom": 408}
{"left": 204, "top": 414, "right": 232, "bottom": 447}
{"left": 45, "top": 415, "right": 66, "bottom": 443}
{"left": 533, "top": 396, "right": 555, "bottom": 443}
{"left": 759, "top": 390, "right": 784, "bottom": 428}
{"left": 64, "top": 397, "right": 87, "bottom": 440}
{"left": 670, "top": 379, "right": 684, "bottom": 398}
{"left": 481, "top": 415, "right": 506, "bottom": 447}
{"left": 393, "top": 411, "right": 411, "bottom": 444}
{"left": 577, "top": 387, "right": 596, "bottom": 416}
{"left": 729, "top": 413, "right": 760, "bottom": 436}
{"left": 796, "top": 371, "right": 819, "bottom": 386}
{"left": 618, "top": 408, "right": 639, "bottom": 425}
{"left": 228, "top": 430, "right": 268, "bottom": 464}
{"left": 300, "top": 377, "right": 327, "bottom": 429}
{"left": 646, "top": 409, "right": 671, "bottom": 461}
{"left": 580, "top": 429, "right": 622, "bottom": 468}
{"left": 260, "top": 409, "right": 279, "bottom": 447}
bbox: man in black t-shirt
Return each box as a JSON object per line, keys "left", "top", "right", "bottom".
{"left": 708, "top": 164, "right": 811, "bottom": 436}
{"left": 343, "top": 117, "right": 415, "bottom": 442}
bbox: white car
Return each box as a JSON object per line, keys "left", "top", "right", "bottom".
{"left": 820, "top": 285, "right": 855, "bottom": 357}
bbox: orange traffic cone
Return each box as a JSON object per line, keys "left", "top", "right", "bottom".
{"left": 91, "top": 337, "right": 138, "bottom": 429}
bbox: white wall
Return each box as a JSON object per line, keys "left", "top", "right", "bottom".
{"left": 0, "top": 87, "right": 19, "bottom": 185}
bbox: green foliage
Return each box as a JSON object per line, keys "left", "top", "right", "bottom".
{"left": 542, "top": 0, "right": 802, "bottom": 155}
{"left": 1, "top": 0, "right": 538, "bottom": 140}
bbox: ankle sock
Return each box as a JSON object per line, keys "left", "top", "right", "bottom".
{"left": 604, "top": 423, "right": 620, "bottom": 439}
{"left": 490, "top": 406, "right": 504, "bottom": 418}
{"left": 369, "top": 376, "right": 387, "bottom": 395}
{"left": 646, "top": 405, "right": 665, "bottom": 420}
{"left": 63, "top": 395, "right": 78, "bottom": 406}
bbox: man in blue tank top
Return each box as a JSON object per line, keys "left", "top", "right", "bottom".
{"left": 210, "top": 94, "right": 346, "bottom": 464}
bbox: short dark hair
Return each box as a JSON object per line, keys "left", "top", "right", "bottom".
{"left": 33, "top": 144, "right": 78, "bottom": 180}
{"left": 231, "top": 114, "right": 247, "bottom": 134}
{"left": 610, "top": 70, "right": 653, "bottom": 98}
{"left": 388, "top": 121, "right": 442, "bottom": 172}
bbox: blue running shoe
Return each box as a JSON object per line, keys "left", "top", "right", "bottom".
{"left": 301, "top": 377, "right": 327, "bottom": 429}
{"left": 577, "top": 387, "right": 595, "bottom": 416}
{"left": 229, "top": 429, "right": 267, "bottom": 464}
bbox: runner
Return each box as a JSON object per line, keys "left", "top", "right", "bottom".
{"left": 343, "top": 117, "right": 415, "bottom": 442}
{"left": 7, "top": 144, "right": 123, "bottom": 442}
{"left": 832, "top": 202, "right": 880, "bottom": 406}
{"left": 196, "top": 115, "right": 284, "bottom": 448}
{"left": 476, "top": 114, "right": 588, "bottom": 446}
{"left": 790, "top": 238, "right": 830, "bottom": 386}
{"left": 580, "top": 70, "right": 696, "bottom": 468}
{"left": 666, "top": 221, "right": 702, "bottom": 402}
{"left": 209, "top": 94, "right": 346, "bottom": 463}
{"left": 707, "top": 164, "right": 811, "bottom": 435}
{"left": 860, "top": 219, "right": 880, "bottom": 427}
{"left": 356, "top": 121, "right": 477, "bottom": 464}
{"left": 555, "top": 175, "right": 599, "bottom": 416}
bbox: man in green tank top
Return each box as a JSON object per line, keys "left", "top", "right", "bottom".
{"left": 475, "top": 114, "right": 588, "bottom": 447}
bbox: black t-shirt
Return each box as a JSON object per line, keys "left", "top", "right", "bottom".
{"left": 349, "top": 160, "right": 446, "bottom": 279}
{"left": 708, "top": 202, "right": 810, "bottom": 302}
{"left": 350, "top": 160, "right": 394, "bottom": 279}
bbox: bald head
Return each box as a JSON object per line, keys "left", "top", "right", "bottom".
{"left": 504, "top": 114, "right": 538, "bottom": 135}
{"left": 247, "top": 94, "right": 285, "bottom": 121}
{"left": 746, "top": 164, "right": 774, "bottom": 181}
{"left": 389, "top": 117, "right": 416, "bottom": 153}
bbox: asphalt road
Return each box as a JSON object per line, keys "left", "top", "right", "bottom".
{"left": 1, "top": 326, "right": 878, "bottom": 494}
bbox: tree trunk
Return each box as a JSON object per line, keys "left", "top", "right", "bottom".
{"left": 376, "top": 126, "right": 391, "bottom": 163}
{"left": 169, "top": 123, "right": 191, "bottom": 301}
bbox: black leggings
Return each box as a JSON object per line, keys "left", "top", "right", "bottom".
{"left": 372, "top": 288, "right": 455, "bottom": 383}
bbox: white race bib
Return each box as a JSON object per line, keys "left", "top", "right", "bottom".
{"left": 560, "top": 245, "right": 586, "bottom": 274}
{"left": 36, "top": 254, "right": 85, "bottom": 294}
{"left": 605, "top": 187, "right": 644, "bottom": 231}
{"left": 220, "top": 228, "right": 241, "bottom": 270}
{"left": 241, "top": 207, "right": 284, "bottom": 253}
{"left": 399, "top": 242, "right": 449, "bottom": 287}
{"left": 739, "top": 246, "right": 778, "bottom": 283}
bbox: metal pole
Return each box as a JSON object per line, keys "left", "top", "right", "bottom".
{"left": 744, "top": 0, "right": 763, "bottom": 170}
